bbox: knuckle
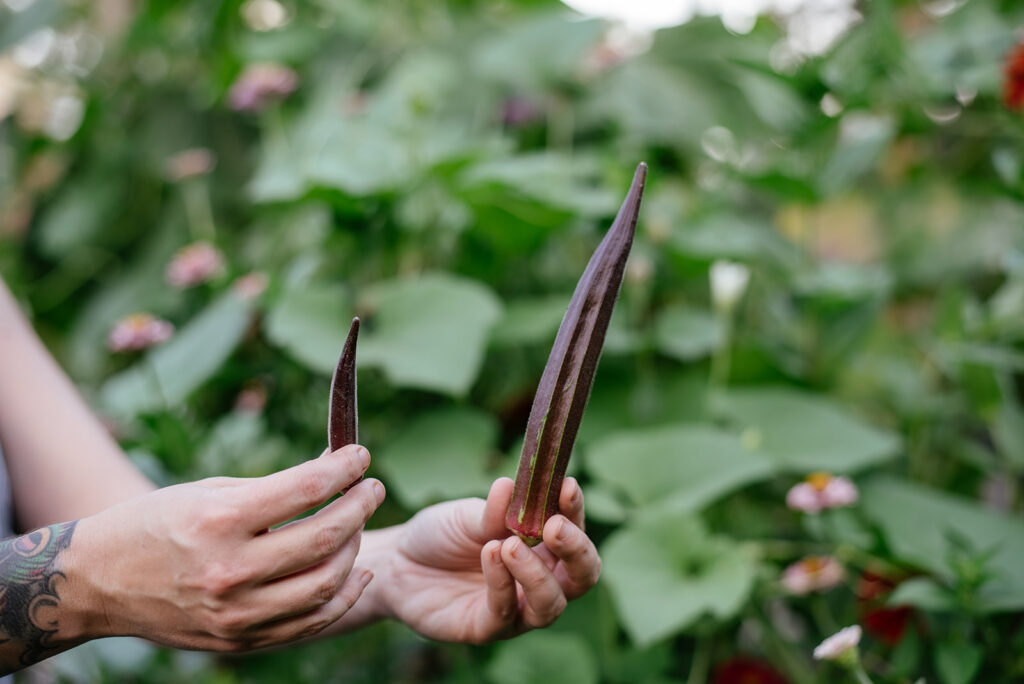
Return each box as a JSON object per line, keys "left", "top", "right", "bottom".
{"left": 299, "top": 470, "right": 332, "bottom": 507}
{"left": 359, "top": 489, "right": 378, "bottom": 519}
{"left": 313, "top": 526, "right": 339, "bottom": 558}
{"left": 212, "top": 610, "right": 250, "bottom": 639}
{"left": 316, "top": 575, "right": 339, "bottom": 605}
{"left": 197, "top": 503, "right": 240, "bottom": 532}
{"left": 201, "top": 562, "right": 245, "bottom": 597}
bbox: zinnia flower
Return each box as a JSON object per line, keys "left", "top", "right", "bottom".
{"left": 165, "top": 147, "right": 216, "bottom": 182}
{"left": 108, "top": 313, "right": 174, "bottom": 352}
{"left": 1004, "top": 41, "right": 1024, "bottom": 110}
{"left": 231, "top": 271, "right": 268, "bottom": 301}
{"left": 813, "top": 625, "right": 862, "bottom": 663}
{"left": 165, "top": 241, "right": 224, "bottom": 289}
{"left": 786, "top": 472, "right": 858, "bottom": 513}
{"left": 856, "top": 569, "right": 914, "bottom": 646}
{"left": 227, "top": 62, "right": 298, "bottom": 112}
{"left": 712, "top": 656, "right": 789, "bottom": 684}
{"left": 781, "top": 556, "right": 845, "bottom": 595}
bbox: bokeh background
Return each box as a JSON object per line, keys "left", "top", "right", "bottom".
{"left": 2, "top": 0, "right": 1024, "bottom": 681}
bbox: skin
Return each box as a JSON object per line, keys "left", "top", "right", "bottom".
{"left": 0, "top": 276, "right": 600, "bottom": 673}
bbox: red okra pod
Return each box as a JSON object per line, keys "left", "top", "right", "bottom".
{"left": 505, "top": 162, "right": 648, "bottom": 545}
{"left": 328, "top": 317, "right": 360, "bottom": 452}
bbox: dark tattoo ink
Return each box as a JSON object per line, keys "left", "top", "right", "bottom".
{"left": 0, "top": 521, "right": 77, "bottom": 668}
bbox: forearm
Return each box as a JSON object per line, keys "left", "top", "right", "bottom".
{"left": 0, "top": 277, "right": 155, "bottom": 530}
{"left": 0, "top": 520, "right": 104, "bottom": 675}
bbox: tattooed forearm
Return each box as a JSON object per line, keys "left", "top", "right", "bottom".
{"left": 0, "top": 521, "right": 78, "bottom": 671}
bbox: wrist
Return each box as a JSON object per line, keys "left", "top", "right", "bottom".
{"left": 355, "top": 525, "right": 404, "bottom": 623}
{"left": 57, "top": 515, "right": 118, "bottom": 642}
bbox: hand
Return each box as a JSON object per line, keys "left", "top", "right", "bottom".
{"left": 369, "top": 476, "right": 600, "bottom": 644}
{"left": 63, "top": 444, "right": 385, "bottom": 652}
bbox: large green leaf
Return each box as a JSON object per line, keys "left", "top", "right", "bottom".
{"left": 359, "top": 273, "right": 502, "bottom": 396}
{"left": 860, "top": 476, "right": 1024, "bottom": 612}
{"left": 375, "top": 407, "right": 497, "bottom": 508}
{"left": 100, "top": 293, "right": 254, "bottom": 418}
{"left": 653, "top": 306, "right": 722, "bottom": 361}
{"left": 264, "top": 284, "right": 352, "bottom": 374}
{"left": 489, "top": 295, "right": 569, "bottom": 348}
{"left": 718, "top": 387, "right": 901, "bottom": 473}
{"left": 486, "top": 631, "right": 598, "bottom": 684}
{"left": 585, "top": 425, "right": 774, "bottom": 514}
{"left": 602, "top": 514, "right": 758, "bottom": 645}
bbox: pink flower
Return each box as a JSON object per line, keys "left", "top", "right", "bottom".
{"left": 781, "top": 556, "right": 845, "bottom": 595}
{"left": 165, "top": 147, "right": 216, "bottom": 181}
{"left": 234, "top": 383, "right": 268, "bottom": 414}
{"left": 227, "top": 62, "right": 298, "bottom": 112}
{"left": 231, "top": 271, "right": 268, "bottom": 301}
{"left": 786, "top": 472, "right": 858, "bottom": 513}
{"left": 165, "top": 242, "right": 224, "bottom": 289}
{"left": 107, "top": 313, "right": 174, "bottom": 352}
{"left": 813, "top": 625, "right": 862, "bottom": 663}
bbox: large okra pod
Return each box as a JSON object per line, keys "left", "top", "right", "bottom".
{"left": 506, "top": 162, "right": 648, "bottom": 545}
{"left": 328, "top": 317, "right": 360, "bottom": 452}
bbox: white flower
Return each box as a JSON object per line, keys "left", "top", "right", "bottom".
{"left": 813, "top": 625, "right": 862, "bottom": 662}
{"left": 786, "top": 472, "right": 859, "bottom": 513}
{"left": 781, "top": 556, "right": 845, "bottom": 595}
{"left": 710, "top": 260, "right": 750, "bottom": 312}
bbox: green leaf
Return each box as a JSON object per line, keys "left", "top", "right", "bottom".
{"left": 264, "top": 284, "right": 352, "bottom": 374}
{"left": 653, "top": 306, "right": 722, "bottom": 361}
{"left": 490, "top": 295, "right": 569, "bottom": 348}
{"left": 860, "top": 476, "right": 1024, "bottom": 612}
{"left": 36, "top": 175, "right": 121, "bottom": 258}
{"left": 486, "top": 631, "right": 598, "bottom": 684}
{"left": 586, "top": 425, "right": 774, "bottom": 514}
{"left": 359, "top": 273, "right": 502, "bottom": 396}
{"left": 934, "top": 642, "right": 982, "bottom": 684}
{"left": 887, "top": 578, "right": 956, "bottom": 612}
{"left": 375, "top": 408, "right": 497, "bottom": 508}
{"left": 602, "top": 514, "right": 758, "bottom": 645}
{"left": 100, "top": 293, "right": 254, "bottom": 418}
{"left": 718, "top": 387, "right": 901, "bottom": 473}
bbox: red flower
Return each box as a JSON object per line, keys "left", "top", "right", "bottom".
{"left": 855, "top": 569, "right": 915, "bottom": 646}
{"left": 713, "top": 657, "right": 789, "bottom": 684}
{"left": 862, "top": 606, "right": 913, "bottom": 646}
{"left": 1005, "top": 41, "right": 1024, "bottom": 110}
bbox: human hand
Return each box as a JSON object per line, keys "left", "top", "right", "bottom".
{"left": 63, "top": 444, "right": 385, "bottom": 652}
{"left": 367, "top": 476, "right": 600, "bottom": 644}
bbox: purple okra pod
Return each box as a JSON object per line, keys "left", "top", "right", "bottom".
{"left": 505, "top": 163, "right": 648, "bottom": 545}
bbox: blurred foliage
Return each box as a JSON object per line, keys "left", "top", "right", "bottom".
{"left": 2, "top": 0, "right": 1024, "bottom": 681}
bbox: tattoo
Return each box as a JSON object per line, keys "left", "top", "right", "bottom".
{"left": 0, "top": 521, "right": 77, "bottom": 668}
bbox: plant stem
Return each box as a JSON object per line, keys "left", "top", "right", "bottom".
{"left": 182, "top": 181, "right": 216, "bottom": 241}
{"left": 708, "top": 312, "right": 733, "bottom": 414}
{"left": 685, "top": 635, "right": 710, "bottom": 684}
{"left": 852, "top": 661, "right": 874, "bottom": 684}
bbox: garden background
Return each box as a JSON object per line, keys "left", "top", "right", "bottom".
{"left": 2, "top": 0, "right": 1024, "bottom": 681}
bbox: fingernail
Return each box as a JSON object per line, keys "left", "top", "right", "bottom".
{"left": 360, "top": 569, "right": 374, "bottom": 587}
{"left": 555, "top": 517, "right": 569, "bottom": 542}
{"left": 357, "top": 446, "right": 370, "bottom": 468}
{"left": 372, "top": 480, "right": 386, "bottom": 504}
{"left": 508, "top": 537, "right": 524, "bottom": 559}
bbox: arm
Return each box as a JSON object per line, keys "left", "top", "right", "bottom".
{"left": 0, "top": 276, "right": 155, "bottom": 529}
{"left": 0, "top": 446, "right": 382, "bottom": 674}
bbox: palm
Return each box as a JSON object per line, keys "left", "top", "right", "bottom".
{"left": 374, "top": 476, "right": 598, "bottom": 644}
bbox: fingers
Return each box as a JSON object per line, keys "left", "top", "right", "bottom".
{"left": 246, "top": 533, "right": 362, "bottom": 622}
{"left": 238, "top": 445, "right": 372, "bottom": 532}
{"left": 501, "top": 536, "right": 567, "bottom": 630}
{"left": 251, "top": 566, "right": 374, "bottom": 647}
{"left": 477, "top": 477, "right": 514, "bottom": 542}
{"left": 249, "top": 478, "right": 385, "bottom": 580}
{"left": 559, "top": 477, "right": 585, "bottom": 531}
{"left": 543, "top": 514, "right": 601, "bottom": 600}
{"left": 480, "top": 540, "right": 517, "bottom": 636}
